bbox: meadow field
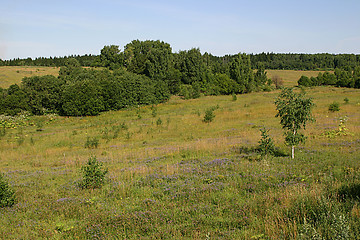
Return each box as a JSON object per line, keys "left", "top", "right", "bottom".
{"left": 0, "top": 67, "right": 360, "bottom": 239}
{"left": 0, "top": 66, "right": 60, "bottom": 89}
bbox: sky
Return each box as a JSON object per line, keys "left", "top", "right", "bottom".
{"left": 1, "top": 0, "right": 360, "bottom": 60}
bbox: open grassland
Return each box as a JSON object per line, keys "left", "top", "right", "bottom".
{"left": 1, "top": 81, "right": 360, "bottom": 239}
{"left": 266, "top": 69, "right": 331, "bottom": 87}
{"left": 0, "top": 66, "right": 59, "bottom": 88}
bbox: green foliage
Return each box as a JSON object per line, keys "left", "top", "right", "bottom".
{"left": 275, "top": 88, "right": 315, "bottom": 158}
{"left": 100, "top": 45, "right": 123, "bottom": 70}
{"left": 344, "top": 97, "right": 349, "bottom": 104}
{"left": 298, "top": 68, "right": 359, "bottom": 89}
{"left": 229, "top": 53, "right": 254, "bottom": 93}
{"left": 124, "top": 40, "right": 172, "bottom": 80}
{"left": 232, "top": 93, "right": 237, "bottom": 101}
{"left": 203, "top": 107, "right": 216, "bottom": 123}
{"left": 79, "top": 156, "right": 108, "bottom": 189}
{"left": 298, "top": 75, "right": 312, "bottom": 87}
{"left": 84, "top": 136, "right": 99, "bottom": 149}
{"left": 329, "top": 102, "right": 340, "bottom": 112}
{"left": 0, "top": 84, "right": 30, "bottom": 116}
{"left": 0, "top": 173, "right": 15, "bottom": 208}
{"left": 258, "top": 128, "right": 275, "bottom": 157}
{"left": 175, "top": 48, "right": 205, "bottom": 84}
{"left": 61, "top": 78, "right": 105, "bottom": 116}
{"left": 21, "top": 75, "right": 63, "bottom": 115}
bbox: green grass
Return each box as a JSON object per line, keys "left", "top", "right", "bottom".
{"left": 0, "top": 68, "right": 360, "bottom": 239}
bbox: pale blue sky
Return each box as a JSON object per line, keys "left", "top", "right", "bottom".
{"left": 1, "top": 0, "right": 360, "bottom": 59}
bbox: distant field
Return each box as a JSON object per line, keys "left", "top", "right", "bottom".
{"left": 0, "top": 66, "right": 332, "bottom": 89}
{"left": 0, "top": 66, "right": 59, "bottom": 88}
{"left": 266, "top": 69, "right": 331, "bottom": 87}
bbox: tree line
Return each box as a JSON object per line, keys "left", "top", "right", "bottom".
{"left": 2, "top": 47, "right": 360, "bottom": 71}
{"left": 0, "top": 40, "right": 271, "bottom": 116}
{"left": 250, "top": 53, "right": 360, "bottom": 71}
{"left": 298, "top": 67, "right": 360, "bottom": 88}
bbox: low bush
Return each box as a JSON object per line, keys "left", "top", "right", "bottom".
{"left": 0, "top": 173, "right": 15, "bottom": 208}
{"left": 329, "top": 102, "right": 340, "bottom": 112}
{"left": 79, "top": 156, "right": 108, "bottom": 189}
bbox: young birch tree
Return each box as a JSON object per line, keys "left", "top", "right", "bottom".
{"left": 275, "top": 88, "right": 315, "bottom": 159}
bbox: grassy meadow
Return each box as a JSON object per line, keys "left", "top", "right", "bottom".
{"left": 0, "top": 66, "right": 60, "bottom": 89}
{"left": 0, "top": 67, "right": 360, "bottom": 239}
{"left": 266, "top": 69, "right": 331, "bottom": 87}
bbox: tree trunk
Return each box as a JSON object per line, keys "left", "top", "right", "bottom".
{"left": 292, "top": 129, "right": 296, "bottom": 159}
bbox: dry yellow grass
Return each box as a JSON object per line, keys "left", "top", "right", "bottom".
{"left": 0, "top": 66, "right": 59, "bottom": 88}
{"left": 266, "top": 69, "right": 332, "bottom": 87}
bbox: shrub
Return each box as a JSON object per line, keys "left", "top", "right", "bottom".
{"left": 344, "top": 97, "right": 349, "bottom": 104}
{"left": 329, "top": 102, "right": 340, "bottom": 112}
{"left": 258, "top": 127, "right": 275, "bottom": 157}
{"left": 79, "top": 156, "right": 108, "bottom": 189}
{"left": 0, "top": 173, "right": 15, "bottom": 207}
{"left": 85, "top": 137, "right": 99, "bottom": 149}
{"left": 203, "top": 107, "right": 215, "bottom": 123}
{"left": 298, "top": 75, "right": 313, "bottom": 87}
{"left": 232, "top": 93, "right": 237, "bottom": 101}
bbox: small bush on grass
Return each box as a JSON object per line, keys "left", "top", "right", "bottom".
{"left": 258, "top": 127, "right": 275, "bottom": 157}
{"left": 203, "top": 108, "right": 215, "bottom": 123}
{"left": 329, "top": 102, "right": 340, "bottom": 112}
{"left": 232, "top": 93, "right": 237, "bottom": 101}
{"left": 0, "top": 173, "right": 15, "bottom": 207}
{"left": 203, "top": 106, "right": 218, "bottom": 123}
{"left": 79, "top": 156, "right": 108, "bottom": 189}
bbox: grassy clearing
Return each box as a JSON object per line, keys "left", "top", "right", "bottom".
{"left": 0, "top": 67, "right": 360, "bottom": 239}
{"left": 266, "top": 69, "right": 331, "bottom": 87}
{"left": 0, "top": 66, "right": 59, "bottom": 88}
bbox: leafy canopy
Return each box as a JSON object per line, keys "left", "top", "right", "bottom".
{"left": 275, "top": 87, "right": 315, "bottom": 157}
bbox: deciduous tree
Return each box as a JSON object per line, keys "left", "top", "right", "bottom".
{"left": 275, "top": 88, "right": 315, "bottom": 159}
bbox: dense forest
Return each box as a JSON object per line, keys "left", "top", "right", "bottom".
{"left": 0, "top": 40, "right": 270, "bottom": 116}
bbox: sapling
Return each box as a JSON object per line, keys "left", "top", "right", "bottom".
{"left": 258, "top": 127, "right": 275, "bottom": 157}
{"left": 275, "top": 88, "right": 314, "bottom": 159}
